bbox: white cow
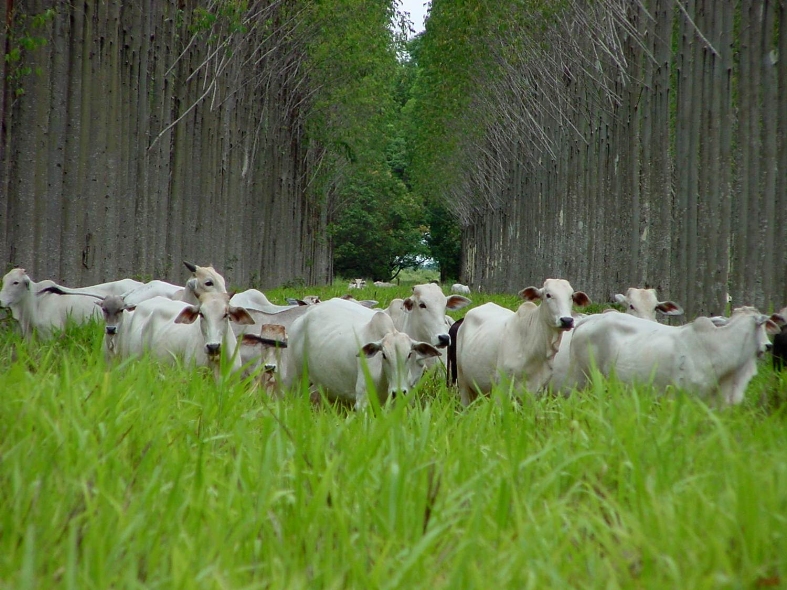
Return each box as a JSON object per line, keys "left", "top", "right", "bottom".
{"left": 242, "top": 323, "right": 289, "bottom": 393}
{"left": 231, "top": 304, "right": 313, "bottom": 376}
{"left": 124, "top": 293, "right": 273, "bottom": 380}
{"left": 565, "top": 306, "right": 782, "bottom": 405}
{"left": 177, "top": 262, "right": 227, "bottom": 304}
{"left": 348, "top": 278, "right": 366, "bottom": 290}
{"left": 0, "top": 268, "right": 102, "bottom": 339}
{"left": 120, "top": 280, "right": 184, "bottom": 306}
{"left": 230, "top": 289, "right": 296, "bottom": 314}
{"left": 451, "top": 283, "right": 471, "bottom": 296}
{"left": 49, "top": 276, "right": 144, "bottom": 298}
{"left": 384, "top": 283, "right": 471, "bottom": 355}
{"left": 94, "top": 295, "right": 137, "bottom": 362}
{"left": 551, "top": 288, "right": 684, "bottom": 392}
{"left": 613, "top": 288, "right": 683, "bottom": 321}
{"left": 282, "top": 298, "right": 441, "bottom": 410}
{"left": 455, "top": 278, "right": 590, "bottom": 406}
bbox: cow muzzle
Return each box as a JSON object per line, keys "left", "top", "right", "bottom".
{"left": 437, "top": 334, "right": 450, "bottom": 348}
{"left": 105, "top": 326, "right": 118, "bottom": 335}
{"left": 559, "top": 317, "right": 574, "bottom": 330}
{"left": 205, "top": 343, "right": 221, "bottom": 358}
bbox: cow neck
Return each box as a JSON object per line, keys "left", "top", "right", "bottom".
{"left": 692, "top": 314, "right": 757, "bottom": 379}
{"left": 509, "top": 301, "right": 562, "bottom": 359}
{"left": 15, "top": 281, "right": 39, "bottom": 338}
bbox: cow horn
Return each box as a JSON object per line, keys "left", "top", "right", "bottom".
{"left": 183, "top": 261, "right": 197, "bottom": 273}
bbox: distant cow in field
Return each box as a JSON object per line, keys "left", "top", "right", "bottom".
{"left": 348, "top": 279, "right": 366, "bottom": 290}
{"left": 451, "top": 283, "right": 471, "bottom": 296}
{"left": 0, "top": 269, "right": 102, "bottom": 339}
{"left": 566, "top": 306, "right": 782, "bottom": 406}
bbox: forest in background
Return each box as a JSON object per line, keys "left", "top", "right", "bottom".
{"left": 409, "top": 0, "right": 787, "bottom": 316}
{"left": 3, "top": 1, "right": 786, "bottom": 317}
{"left": 0, "top": 0, "right": 445, "bottom": 289}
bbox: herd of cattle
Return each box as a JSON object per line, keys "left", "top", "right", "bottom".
{"left": 1, "top": 263, "right": 785, "bottom": 409}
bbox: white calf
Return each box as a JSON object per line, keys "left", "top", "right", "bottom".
{"left": 451, "top": 283, "right": 471, "bottom": 296}
{"left": 283, "top": 298, "right": 440, "bottom": 410}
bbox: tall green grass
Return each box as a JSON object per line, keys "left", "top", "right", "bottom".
{"left": 1, "top": 291, "right": 786, "bottom": 589}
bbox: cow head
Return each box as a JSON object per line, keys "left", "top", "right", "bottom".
{"left": 97, "top": 295, "right": 136, "bottom": 340}
{"left": 175, "top": 293, "right": 254, "bottom": 360}
{"left": 614, "top": 288, "right": 683, "bottom": 321}
{"left": 183, "top": 261, "right": 227, "bottom": 299}
{"left": 359, "top": 330, "right": 441, "bottom": 401}
{"left": 712, "top": 307, "right": 784, "bottom": 357}
{"left": 401, "top": 283, "right": 471, "bottom": 348}
{"left": 0, "top": 268, "right": 33, "bottom": 308}
{"left": 519, "top": 278, "right": 591, "bottom": 331}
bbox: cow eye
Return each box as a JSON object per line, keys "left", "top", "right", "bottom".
{"left": 13, "top": 281, "right": 19, "bottom": 285}
{"left": 419, "top": 303, "right": 427, "bottom": 309}
{"left": 629, "top": 305, "right": 635, "bottom": 310}
{"left": 546, "top": 293, "right": 551, "bottom": 299}
{"left": 205, "top": 280, "right": 213, "bottom": 287}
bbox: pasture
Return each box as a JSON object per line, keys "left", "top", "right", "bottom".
{"left": 1, "top": 283, "right": 786, "bottom": 589}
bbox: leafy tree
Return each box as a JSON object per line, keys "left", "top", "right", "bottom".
{"left": 331, "top": 165, "right": 427, "bottom": 280}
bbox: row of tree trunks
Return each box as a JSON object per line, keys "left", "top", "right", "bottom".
{"left": 0, "top": 1, "right": 330, "bottom": 289}
{"left": 459, "top": 0, "right": 785, "bottom": 317}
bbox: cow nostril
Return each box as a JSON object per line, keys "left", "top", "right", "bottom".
{"left": 560, "top": 317, "right": 574, "bottom": 329}
{"left": 766, "top": 343, "right": 774, "bottom": 352}
{"left": 206, "top": 343, "right": 221, "bottom": 355}
{"left": 105, "top": 326, "right": 117, "bottom": 335}
{"left": 438, "top": 334, "right": 450, "bottom": 347}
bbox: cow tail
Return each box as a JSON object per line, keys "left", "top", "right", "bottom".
{"left": 446, "top": 318, "right": 464, "bottom": 387}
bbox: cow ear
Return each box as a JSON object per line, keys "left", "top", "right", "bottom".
{"left": 359, "top": 341, "right": 383, "bottom": 358}
{"left": 403, "top": 297, "right": 415, "bottom": 311}
{"left": 174, "top": 306, "right": 200, "bottom": 324}
{"left": 412, "top": 342, "right": 441, "bottom": 359}
{"left": 519, "top": 287, "right": 541, "bottom": 301}
{"left": 572, "top": 291, "right": 591, "bottom": 307}
{"left": 446, "top": 295, "right": 471, "bottom": 310}
{"left": 613, "top": 293, "right": 627, "bottom": 305}
{"left": 656, "top": 301, "right": 684, "bottom": 316}
{"left": 771, "top": 313, "right": 787, "bottom": 327}
{"left": 229, "top": 306, "right": 255, "bottom": 325}
{"left": 124, "top": 305, "right": 136, "bottom": 312}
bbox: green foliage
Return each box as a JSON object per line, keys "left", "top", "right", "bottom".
{"left": 424, "top": 199, "right": 461, "bottom": 282}
{"left": 4, "top": 6, "right": 56, "bottom": 97}
{"left": 1, "top": 304, "right": 787, "bottom": 588}
{"left": 331, "top": 165, "right": 427, "bottom": 280}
